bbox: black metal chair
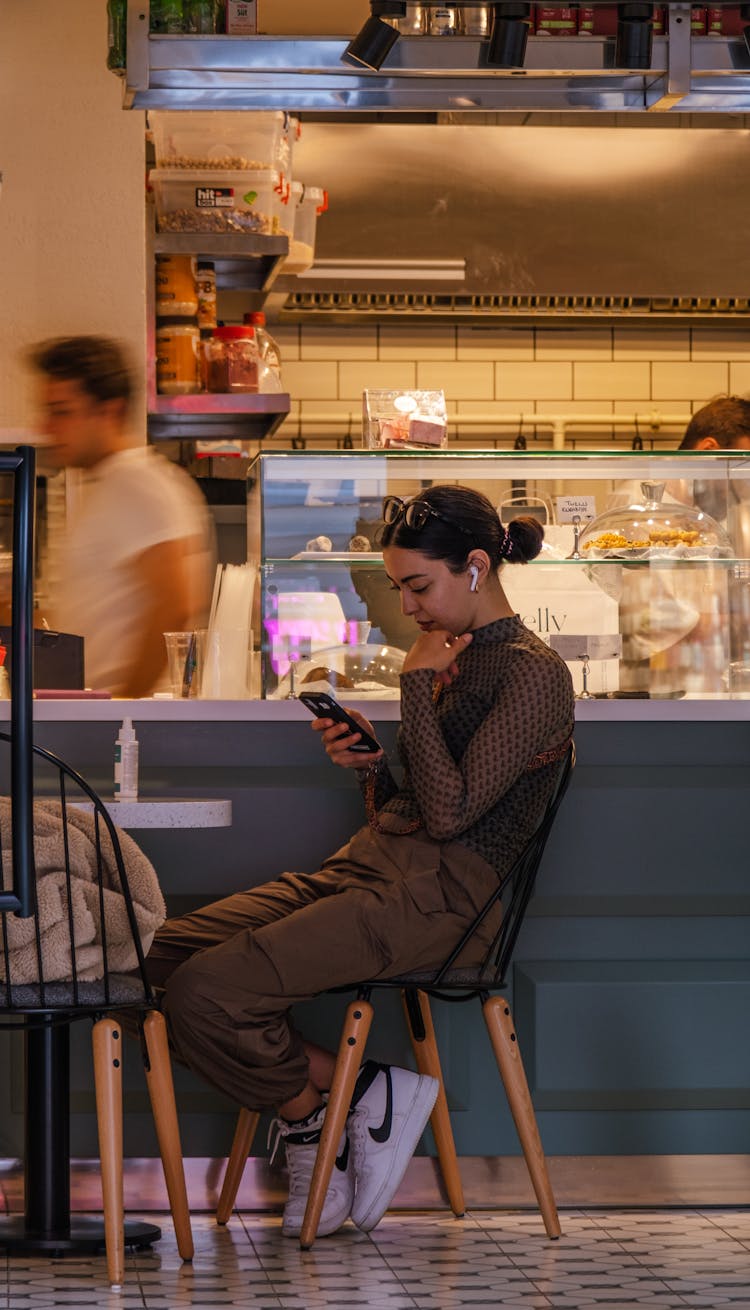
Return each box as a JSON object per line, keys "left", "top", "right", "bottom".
{"left": 216, "top": 744, "right": 575, "bottom": 1247}
{"left": 0, "top": 447, "right": 192, "bottom": 1287}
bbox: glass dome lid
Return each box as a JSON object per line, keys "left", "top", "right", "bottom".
{"left": 275, "top": 643, "right": 405, "bottom": 699}
{"left": 579, "top": 482, "right": 733, "bottom": 559}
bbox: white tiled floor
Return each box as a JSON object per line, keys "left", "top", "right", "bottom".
{"left": 4, "top": 1209, "right": 750, "bottom": 1308}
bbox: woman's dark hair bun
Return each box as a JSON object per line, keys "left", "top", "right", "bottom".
{"left": 506, "top": 515, "right": 544, "bottom": 564}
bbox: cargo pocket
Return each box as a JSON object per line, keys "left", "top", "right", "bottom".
{"left": 403, "top": 864, "right": 447, "bottom": 916}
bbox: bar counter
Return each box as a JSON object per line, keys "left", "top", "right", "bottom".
{"left": 0, "top": 697, "right": 748, "bottom": 1171}
{"left": 7, "top": 695, "right": 750, "bottom": 721}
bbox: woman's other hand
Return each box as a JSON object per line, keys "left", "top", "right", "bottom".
{"left": 311, "top": 709, "right": 383, "bottom": 770}
{"left": 402, "top": 630, "right": 473, "bottom": 687}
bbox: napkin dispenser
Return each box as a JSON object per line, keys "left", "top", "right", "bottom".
{"left": 0, "top": 628, "right": 85, "bottom": 690}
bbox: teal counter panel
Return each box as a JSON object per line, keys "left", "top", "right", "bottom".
{"left": 0, "top": 714, "right": 746, "bottom": 1161}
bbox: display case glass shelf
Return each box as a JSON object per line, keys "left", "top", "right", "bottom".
{"left": 248, "top": 449, "right": 750, "bottom": 700}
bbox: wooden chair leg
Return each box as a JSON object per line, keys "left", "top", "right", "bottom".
{"left": 482, "top": 996, "right": 561, "bottom": 1239}
{"left": 402, "top": 988, "right": 465, "bottom": 1218}
{"left": 92, "top": 1017, "right": 124, "bottom": 1289}
{"left": 141, "top": 1010, "right": 194, "bottom": 1262}
{"left": 216, "top": 1109, "right": 260, "bottom": 1225}
{"left": 300, "top": 997, "right": 373, "bottom": 1250}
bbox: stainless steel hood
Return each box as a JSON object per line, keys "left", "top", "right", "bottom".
{"left": 268, "top": 123, "right": 750, "bottom": 321}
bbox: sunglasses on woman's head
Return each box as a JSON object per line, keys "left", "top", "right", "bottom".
{"left": 382, "top": 495, "right": 473, "bottom": 536}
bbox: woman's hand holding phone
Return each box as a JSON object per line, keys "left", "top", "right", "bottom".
{"left": 301, "top": 693, "right": 383, "bottom": 770}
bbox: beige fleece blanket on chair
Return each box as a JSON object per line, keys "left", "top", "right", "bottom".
{"left": 0, "top": 799, "right": 166, "bottom": 984}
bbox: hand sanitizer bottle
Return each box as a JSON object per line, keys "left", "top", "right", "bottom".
{"left": 114, "top": 718, "right": 139, "bottom": 800}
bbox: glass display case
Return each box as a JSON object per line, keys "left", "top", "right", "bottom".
{"left": 247, "top": 449, "right": 750, "bottom": 701}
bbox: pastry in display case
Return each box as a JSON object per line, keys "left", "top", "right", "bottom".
{"left": 247, "top": 449, "right": 750, "bottom": 700}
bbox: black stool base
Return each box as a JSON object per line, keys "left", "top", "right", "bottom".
{"left": 0, "top": 1215, "right": 161, "bottom": 1257}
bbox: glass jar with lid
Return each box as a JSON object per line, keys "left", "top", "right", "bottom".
{"left": 156, "top": 317, "right": 201, "bottom": 394}
{"left": 155, "top": 254, "right": 198, "bottom": 318}
{"left": 579, "top": 482, "right": 733, "bottom": 560}
{"left": 205, "top": 325, "right": 259, "bottom": 393}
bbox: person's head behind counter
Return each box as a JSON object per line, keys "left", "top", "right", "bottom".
{"left": 678, "top": 395, "right": 750, "bottom": 451}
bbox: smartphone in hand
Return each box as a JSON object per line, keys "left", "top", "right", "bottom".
{"left": 298, "top": 691, "right": 381, "bottom": 755}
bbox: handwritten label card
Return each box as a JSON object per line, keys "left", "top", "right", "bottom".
{"left": 555, "top": 495, "right": 596, "bottom": 523}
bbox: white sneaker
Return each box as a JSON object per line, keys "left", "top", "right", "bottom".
{"left": 348, "top": 1062, "right": 439, "bottom": 1232}
{"left": 268, "top": 1105, "right": 355, "bottom": 1238}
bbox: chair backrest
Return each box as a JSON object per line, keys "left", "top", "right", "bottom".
{"left": 0, "top": 732, "right": 157, "bottom": 1014}
{"left": 0, "top": 447, "right": 155, "bottom": 1016}
{"left": 434, "top": 743, "right": 575, "bottom": 988}
{"left": 0, "top": 447, "right": 36, "bottom": 920}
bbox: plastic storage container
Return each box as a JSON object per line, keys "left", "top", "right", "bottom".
{"left": 243, "top": 311, "right": 283, "bottom": 392}
{"left": 285, "top": 183, "right": 327, "bottom": 275}
{"left": 148, "top": 110, "right": 289, "bottom": 172}
{"left": 150, "top": 167, "right": 287, "bottom": 234}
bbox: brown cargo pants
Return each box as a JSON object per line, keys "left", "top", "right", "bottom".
{"left": 147, "top": 824, "right": 501, "bottom": 1111}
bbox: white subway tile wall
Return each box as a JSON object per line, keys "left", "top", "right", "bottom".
{"left": 262, "top": 322, "right": 750, "bottom": 448}
{"left": 613, "top": 327, "right": 691, "bottom": 361}
{"left": 574, "top": 361, "right": 650, "bottom": 400}
{"left": 652, "top": 360, "right": 729, "bottom": 400}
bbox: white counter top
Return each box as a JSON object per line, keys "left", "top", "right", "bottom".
{"left": 2, "top": 697, "right": 750, "bottom": 723}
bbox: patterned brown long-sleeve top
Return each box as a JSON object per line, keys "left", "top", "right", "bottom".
{"left": 360, "top": 615, "right": 574, "bottom": 878}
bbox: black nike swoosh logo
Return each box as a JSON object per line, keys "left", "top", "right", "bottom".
{"left": 335, "top": 1136, "right": 350, "bottom": 1172}
{"left": 368, "top": 1066, "right": 393, "bottom": 1144}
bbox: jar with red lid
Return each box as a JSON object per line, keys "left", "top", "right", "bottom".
{"left": 205, "top": 325, "right": 259, "bottom": 393}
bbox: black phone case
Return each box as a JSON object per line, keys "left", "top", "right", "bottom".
{"left": 298, "top": 692, "right": 380, "bottom": 754}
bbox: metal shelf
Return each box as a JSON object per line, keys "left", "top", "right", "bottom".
{"left": 152, "top": 231, "right": 289, "bottom": 293}
{"left": 123, "top": 8, "right": 750, "bottom": 114}
{"left": 147, "top": 392, "right": 290, "bottom": 441}
{"left": 147, "top": 215, "right": 291, "bottom": 440}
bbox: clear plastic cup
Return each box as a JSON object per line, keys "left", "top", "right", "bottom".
{"left": 728, "top": 662, "right": 750, "bottom": 698}
{"left": 344, "top": 620, "right": 372, "bottom": 646}
{"left": 201, "top": 628, "right": 254, "bottom": 699}
{"left": 164, "top": 630, "right": 205, "bottom": 698}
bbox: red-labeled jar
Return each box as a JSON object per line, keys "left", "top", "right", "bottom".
{"left": 205, "top": 325, "right": 259, "bottom": 393}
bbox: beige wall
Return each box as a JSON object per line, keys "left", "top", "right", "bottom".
{"left": 0, "top": 0, "right": 146, "bottom": 434}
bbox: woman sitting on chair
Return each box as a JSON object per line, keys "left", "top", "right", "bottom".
{"left": 147, "top": 485, "right": 575, "bottom": 1239}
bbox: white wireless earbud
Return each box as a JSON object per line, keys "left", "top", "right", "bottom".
{"left": 469, "top": 564, "right": 479, "bottom": 592}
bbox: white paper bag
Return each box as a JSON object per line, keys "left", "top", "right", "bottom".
{"left": 502, "top": 564, "right": 620, "bottom": 695}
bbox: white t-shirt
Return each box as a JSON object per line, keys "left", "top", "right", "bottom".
{"left": 50, "top": 447, "right": 215, "bottom": 692}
